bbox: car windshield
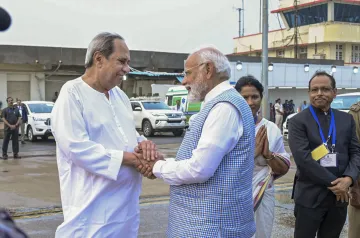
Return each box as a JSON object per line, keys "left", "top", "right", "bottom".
{"left": 27, "top": 103, "right": 54, "bottom": 113}
{"left": 331, "top": 95, "right": 360, "bottom": 110}
{"left": 142, "top": 102, "right": 170, "bottom": 110}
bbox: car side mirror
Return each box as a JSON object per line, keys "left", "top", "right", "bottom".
{"left": 134, "top": 107, "right": 142, "bottom": 111}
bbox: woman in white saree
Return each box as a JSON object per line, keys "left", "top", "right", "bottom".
{"left": 235, "top": 75, "right": 291, "bottom": 238}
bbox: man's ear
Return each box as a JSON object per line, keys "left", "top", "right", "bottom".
{"left": 93, "top": 51, "right": 104, "bottom": 68}
{"left": 205, "top": 62, "right": 216, "bottom": 80}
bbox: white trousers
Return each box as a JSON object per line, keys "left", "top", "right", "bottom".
{"left": 275, "top": 115, "right": 283, "bottom": 130}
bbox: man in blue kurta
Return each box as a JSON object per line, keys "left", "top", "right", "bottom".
{"left": 140, "top": 47, "right": 256, "bottom": 237}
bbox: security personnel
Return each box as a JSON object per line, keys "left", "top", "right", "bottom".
{"left": 348, "top": 101, "right": 360, "bottom": 238}
{"left": 1, "top": 97, "right": 21, "bottom": 160}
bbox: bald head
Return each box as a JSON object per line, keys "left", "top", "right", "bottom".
{"left": 187, "top": 46, "right": 231, "bottom": 81}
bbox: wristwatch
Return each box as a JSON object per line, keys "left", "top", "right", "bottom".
{"left": 265, "top": 153, "right": 276, "bottom": 161}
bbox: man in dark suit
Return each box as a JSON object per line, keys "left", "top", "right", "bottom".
{"left": 288, "top": 71, "right": 360, "bottom": 238}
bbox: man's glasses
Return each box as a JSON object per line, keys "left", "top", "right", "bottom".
{"left": 182, "top": 62, "right": 207, "bottom": 77}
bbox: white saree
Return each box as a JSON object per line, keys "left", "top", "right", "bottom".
{"left": 252, "top": 118, "right": 290, "bottom": 238}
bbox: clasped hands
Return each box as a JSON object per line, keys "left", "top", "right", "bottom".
{"left": 8, "top": 124, "right": 18, "bottom": 130}
{"left": 133, "top": 141, "right": 164, "bottom": 179}
{"left": 255, "top": 125, "right": 272, "bottom": 159}
{"left": 328, "top": 176, "right": 353, "bottom": 203}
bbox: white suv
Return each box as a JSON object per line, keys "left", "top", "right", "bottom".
{"left": 282, "top": 113, "right": 297, "bottom": 140}
{"left": 130, "top": 98, "right": 187, "bottom": 137}
{"left": 22, "top": 101, "right": 54, "bottom": 141}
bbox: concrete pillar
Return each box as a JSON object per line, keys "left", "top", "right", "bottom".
{"left": 30, "top": 73, "right": 45, "bottom": 101}
{"left": 345, "top": 43, "right": 352, "bottom": 64}
{"left": 0, "top": 73, "right": 7, "bottom": 109}
{"left": 328, "top": 1, "right": 334, "bottom": 22}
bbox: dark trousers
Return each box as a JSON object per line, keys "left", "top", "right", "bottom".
{"left": 2, "top": 128, "right": 19, "bottom": 155}
{"left": 294, "top": 203, "right": 347, "bottom": 238}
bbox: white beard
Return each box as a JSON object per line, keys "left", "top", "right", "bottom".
{"left": 187, "top": 75, "right": 209, "bottom": 103}
{"left": 188, "top": 89, "right": 202, "bottom": 102}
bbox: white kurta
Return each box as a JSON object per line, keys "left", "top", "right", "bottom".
{"left": 51, "top": 77, "right": 145, "bottom": 238}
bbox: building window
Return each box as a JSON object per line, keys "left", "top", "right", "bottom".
{"left": 352, "top": 45, "right": 360, "bottom": 63}
{"left": 336, "top": 44, "right": 343, "bottom": 60}
{"left": 255, "top": 52, "right": 261, "bottom": 57}
{"left": 298, "top": 47, "right": 307, "bottom": 59}
{"left": 284, "top": 4, "right": 328, "bottom": 28}
{"left": 276, "top": 50, "right": 285, "bottom": 58}
{"left": 335, "top": 3, "right": 360, "bottom": 23}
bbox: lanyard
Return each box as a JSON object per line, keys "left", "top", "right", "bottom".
{"left": 309, "top": 105, "right": 336, "bottom": 151}
{"left": 254, "top": 115, "right": 258, "bottom": 124}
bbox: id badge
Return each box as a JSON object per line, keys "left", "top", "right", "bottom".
{"left": 311, "top": 144, "right": 329, "bottom": 161}
{"left": 320, "top": 153, "right": 337, "bottom": 167}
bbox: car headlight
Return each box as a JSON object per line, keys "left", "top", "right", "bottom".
{"left": 33, "top": 117, "right": 47, "bottom": 122}
{"left": 151, "top": 113, "right": 166, "bottom": 117}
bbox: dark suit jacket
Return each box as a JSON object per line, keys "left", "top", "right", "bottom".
{"left": 289, "top": 107, "right": 360, "bottom": 208}
{"left": 19, "top": 105, "right": 28, "bottom": 123}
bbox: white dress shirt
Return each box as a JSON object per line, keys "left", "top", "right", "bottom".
{"left": 153, "top": 81, "right": 243, "bottom": 185}
{"left": 51, "top": 77, "right": 146, "bottom": 238}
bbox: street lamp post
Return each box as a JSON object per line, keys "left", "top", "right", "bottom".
{"left": 261, "top": 0, "right": 269, "bottom": 119}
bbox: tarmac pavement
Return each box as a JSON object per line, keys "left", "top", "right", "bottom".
{"left": 0, "top": 136, "right": 350, "bottom": 237}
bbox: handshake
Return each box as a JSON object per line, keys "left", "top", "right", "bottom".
{"left": 132, "top": 140, "right": 164, "bottom": 179}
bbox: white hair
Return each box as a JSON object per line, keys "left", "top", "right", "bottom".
{"left": 84, "top": 32, "right": 124, "bottom": 68}
{"left": 189, "top": 45, "right": 231, "bottom": 80}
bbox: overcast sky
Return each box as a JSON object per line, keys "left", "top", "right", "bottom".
{"left": 1, "top": 0, "right": 283, "bottom": 54}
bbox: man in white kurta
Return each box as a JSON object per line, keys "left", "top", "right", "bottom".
{"left": 52, "top": 78, "right": 145, "bottom": 237}
{"left": 51, "top": 33, "right": 155, "bottom": 238}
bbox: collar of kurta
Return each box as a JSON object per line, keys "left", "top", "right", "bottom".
{"left": 203, "top": 81, "right": 233, "bottom": 106}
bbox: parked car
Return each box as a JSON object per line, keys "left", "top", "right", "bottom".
{"left": 331, "top": 92, "right": 360, "bottom": 113}
{"left": 282, "top": 113, "right": 297, "bottom": 140}
{"left": 130, "top": 98, "right": 187, "bottom": 137}
{"left": 22, "top": 101, "right": 54, "bottom": 141}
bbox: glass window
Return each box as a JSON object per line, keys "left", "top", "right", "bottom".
{"left": 298, "top": 47, "right": 307, "bottom": 59}
{"left": 142, "top": 102, "right": 170, "bottom": 110}
{"left": 167, "top": 96, "right": 173, "bottom": 106}
{"left": 336, "top": 44, "right": 343, "bottom": 60}
{"left": 331, "top": 95, "right": 360, "bottom": 110}
{"left": 27, "top": 103, "right": 54, "bottom": 113}
{"left": 352, "top": 45, "right": 360, "bottom": 63}
{"left": 284, "top": 4, "right": 328, "bottom": 28}
{"left": 276, "top": 50, "right": 285, "bottom": 58}
{"left": 131, "top": 102, "right": 141, "bottom": 110}
{"left": 335, "top": 3, "right": 360, "bottom": 23}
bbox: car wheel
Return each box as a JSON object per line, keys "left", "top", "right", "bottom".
{"left": 27, "top": 126, "right": 37, "bottom": 142}
{"left": 172, "top": 129, "right": 183, "bottom": 137}
{"left": 142, "top": 120, "right": 154, "bottom": 137}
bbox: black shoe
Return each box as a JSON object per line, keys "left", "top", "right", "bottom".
{"left": 13, "top": 154, "right": 21, "bottom": 159}
{"left": 21, "top": 141, "right": 26, "bottom": 144}
{"left": 2, "top": 154, "right": 8, "bottom": 160}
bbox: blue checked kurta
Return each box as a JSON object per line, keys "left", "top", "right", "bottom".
{"left": 167, "top": 88, "right": 256, "bottom": 238}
